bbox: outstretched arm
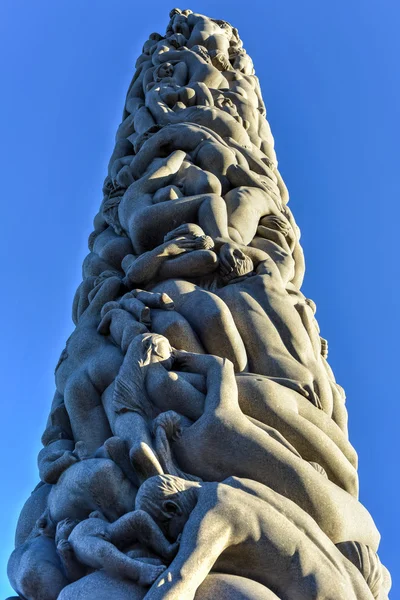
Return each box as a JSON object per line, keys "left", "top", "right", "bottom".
{"left": 145, "top": 503, "right": 230, "bottom": 600}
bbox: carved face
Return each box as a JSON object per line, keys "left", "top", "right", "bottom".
{"left": 154, "top": 62, "right": 174, "bottom": 80}
{"left": 232, "top": 52, "right": 254, "bottom": 75}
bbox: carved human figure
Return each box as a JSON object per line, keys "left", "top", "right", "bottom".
{"left": 136, "top": 475, "right": 375, "bottom": 600}
{"left": 46, "top": 458, "right": 137, "bottom": 525}
{"left": 56, "top": 276, "right": 125, "bottom": 453}
{"left": 128, "top": 343, "right": 356, "bottom": 494}
{"left": 118, "top": 122, "right": 277, "bottom": 199}
{"left": 151, "top": 351, "right": 378, "bottom": 548}
{"left": 60, "top": 277, "right": 176, "bottom": 455}
{"left": 8, "top": 517, "right": 69, "bottom": 600}
{"left": 152, "top": 47, "right": 230, "bottom": 89}
{"left": 57, "top": 510, "right": 179, "bottom": 586}
{"left": 82, "top": 219, "right": 134, "bottom": 279}
{"left": 37, "top": 403, "right": 79, "bottom": 484}
{"left": 122, "top": 226, "right": 217, "bottom": 287}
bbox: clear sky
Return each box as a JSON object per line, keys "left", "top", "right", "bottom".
{"left": 0, "top": 0, "right": 399, "bottom": 597}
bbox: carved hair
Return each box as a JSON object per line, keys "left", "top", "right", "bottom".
{"left": 135, "top": 474, "right": 189, "bottom": 519}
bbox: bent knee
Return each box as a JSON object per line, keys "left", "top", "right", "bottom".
{"left": 197, "top": 249, "right": 218, "bottom": 269}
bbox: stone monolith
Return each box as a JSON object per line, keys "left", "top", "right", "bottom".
{"left": 7, "top": 8, "right": 391, "bottom": 600}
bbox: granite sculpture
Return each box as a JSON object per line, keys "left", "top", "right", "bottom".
{"left": 7, "top": 8, "right": 391, "bottom": 599}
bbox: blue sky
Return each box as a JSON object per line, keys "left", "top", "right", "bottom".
{"left": 0, "top": 0, "right": 398, "bottom": 597}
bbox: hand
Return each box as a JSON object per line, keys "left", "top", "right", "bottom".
{"left": 164, "top": 223, "right": 205, "bottom": 242}
{"left": 218, "top": 243, "right": 242, "bottom": 275}
{"left": 162, "top": 236, "right": 199, "bottom": 256}
{"left": 56, "top": 539, "right": 73, "bottom": 556}
{"left": 171, "top": 349, "right": 193, "bottom": 370}
{"left": 219, "top": 244, "right": 253, "bottom": 281}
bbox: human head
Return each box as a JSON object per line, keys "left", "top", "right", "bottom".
{"left": 211, "top": 51, "right": 231, "bottom": 72}
{"left": 135, "top": 475, "right": 200, "bottom": 539}
{"left": 230, "top": 49, "right": 254, "bottom": 75}
{"left": 134, "top": 333, "right": 173, "bottom": 369}
{"left": 153, "top": 62, "right": 175, "bottom": 81}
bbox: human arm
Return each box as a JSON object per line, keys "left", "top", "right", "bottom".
{"left": 122, "top": 238, "right": 202, "bottom": 287}
{"left": 173, "top": 351, "right": 236, "bottom": 413}
{"left": 37, "top": 441, "right": 77, "bottom": 484}
{"left": 145, "top": 503, "right": 231, "bottom": 600}
{"left": 124, "top": 150, "right": 186, "bottom": 202}
{"left": 85, "top": 274, "right": 123, "bottom": 318}
{"left": 109, "top": 510, "right": 179, "bottom": 561}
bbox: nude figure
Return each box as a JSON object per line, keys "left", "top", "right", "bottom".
{"left": 152, "top": 47, "right": 230, "bottom": 89}
{"left": 136, "top": 475, "right": 375, "bottom": 600}
{"left": 103, "top": 333, "right": 168, "bottom": 482}
{"left": 122, "top": 225, "right": 218, "bottom": 287}
{"left": 174, "top": 12, "right": 234, "bottom": 56}
{"left": 214, "top": 88, "right": 274, "bottom": 151}
{"left": 113, "top": 156, "right": 285, "bottom": 272}
{"left": 57, "top": 510, "right": 178, "bottom": 586}
{"left": 57, "top": 276, "right": 123, "bottom": 452}
{"left": 133, "top": 345, "right": 357, "bottom": 494}
{"left": 149, "top": 236, "right": 345, "bottom": 427}
{"left": 217, "top": 251, "right": 347, "bottom": 429}
{"left": 38, "top": 424, "right": 78, "bottom": 484}
{"left": 8, "top": 517, "right": 71, "bottom": 600}
{"left": 124, "top": 122, "right": 276, "bottom": 199}
{"left": 60, "top": 276, "right": 175, "bottom": 454}
{"left": 150, "top": 352, "right": 379, "bottom": 549}
{"left": 46, "top": 457, "right": 137, "bottom": 525}
{"left": 36, "top": 402, "right": 80, "bottom": 484}
{"left": 82, "top": 218, "right": 134, "bottom": 279}
{"left": 114, "top": 150, "right": 233, "bottom": 254}
{"left": 144, "top": 81, "right": 251, "bottom": 145}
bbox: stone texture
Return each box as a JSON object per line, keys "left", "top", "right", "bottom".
{"left": 7, "top": 8, "right": 391, "bottom": 600}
